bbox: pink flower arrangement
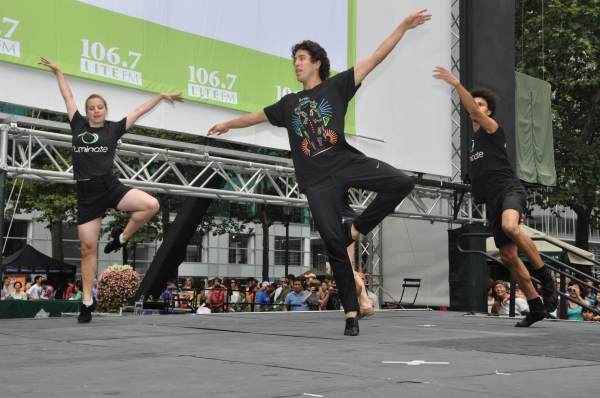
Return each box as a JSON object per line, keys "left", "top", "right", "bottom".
{"left": 97, "top": 264, "right": 141, "bottom": 313}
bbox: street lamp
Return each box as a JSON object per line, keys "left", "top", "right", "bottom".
{"left": 283, "top": 206, "right": 292, "bottom": 277}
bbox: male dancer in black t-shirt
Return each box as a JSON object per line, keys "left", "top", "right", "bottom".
{"left": 209, "top": 9, "right": 431, "bottom": 336}
{"left": 433, "top": 67, "right": 557, "bottom": 327}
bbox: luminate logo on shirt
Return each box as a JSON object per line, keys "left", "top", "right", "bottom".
{"left": 292, "top": 98, "right": 337, "bottom": 157}
{"left": 73, "top": 131, "right": 108, "bottom": 153}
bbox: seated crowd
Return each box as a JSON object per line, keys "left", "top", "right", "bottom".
{"left": 163, "top": 272, "right": 379, "bottom": 314}
{"left": 1, "top": 276, "right": 91, "bottom": 301}
{"left": 487, "top": 275, "right": 600, "bottom": 322}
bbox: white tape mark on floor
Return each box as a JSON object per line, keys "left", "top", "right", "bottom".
{"left": 382, "top": 360, "right": 449, "bottom": 365}
{"left": 303, "top": 393, "right": 324, "bottom": 397}
{"left": 495, "top": 370, "right": 512, "bottom": 375}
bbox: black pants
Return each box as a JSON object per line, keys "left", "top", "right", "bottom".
{"left": 305, "top": 156, "right": 415, "bottom": 313}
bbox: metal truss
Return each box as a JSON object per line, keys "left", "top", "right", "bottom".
{"left": 1, "top": 117, "right": 484, "bottom": 225}
{"left": 359, "top": 224, "right": 383, "bottom": 304}
{"left": 450, "top": 0, "right": 462, "bottom": 184}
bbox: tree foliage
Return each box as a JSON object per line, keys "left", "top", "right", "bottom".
{"left": 516, "top": 0, "right": 600, "bottom": 249}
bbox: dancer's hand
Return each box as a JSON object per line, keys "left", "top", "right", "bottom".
{"left": 38, "top": 57, "right": 61, "bottom": 73}
{"left": 432, "top": 66, "right": 459, "bottom": 86}
{"left": 207, "top": 123, "right": 229, "bottom": 136}
{"left": 401, "top": 9, "right": 432, "bottom": 30}
{"left": 161, "top": 93, "right": 183, "bottom": 104}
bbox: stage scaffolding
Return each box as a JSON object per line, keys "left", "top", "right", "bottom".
{"left": 0, "top": 114, "right": 482, "bottom": 225}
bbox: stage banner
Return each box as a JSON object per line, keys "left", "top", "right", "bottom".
{"left": 0, "top": 0, "right": 357, "bottom": 133}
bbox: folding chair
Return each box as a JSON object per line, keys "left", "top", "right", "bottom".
{"left": 399, "top": 278, "right": 421, "bottom": 307}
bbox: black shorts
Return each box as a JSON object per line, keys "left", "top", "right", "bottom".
{"left": 76, "top": 174, "right": 132, "bottom": 225}
{"left": 487, "top": 185, "right": 527, "bottom": 248}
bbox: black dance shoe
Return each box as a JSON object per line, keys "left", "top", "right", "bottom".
{"left": 344, "top": 316, "right": 360, "bottom": 336}
{"left": 104, "top": 226, "right": 125, "bottom": 253}
{"left": 78, "top": 297, "right": 98, "bottom": 324}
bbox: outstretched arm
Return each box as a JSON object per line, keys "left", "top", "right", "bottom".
{"left": 433, "top": 66, "right": 498, "bottom": 133}
{"left": 354, "top": 9, "right": 432, "bottom": 86}
{"left": 38, "top": 57, "right": 78, "bottom": 120}
{"left": 126, "top": 93, "right": 182, "bottom": 130}
{"left": 207, "top": 110, "right": 268, "bottom": 136}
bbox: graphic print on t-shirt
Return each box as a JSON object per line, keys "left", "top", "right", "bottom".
{"left": 78, "top": 131, "right": 99, "bottom": 144}
{"left": 292, "top": 98, "right": 337, "bottom": 157}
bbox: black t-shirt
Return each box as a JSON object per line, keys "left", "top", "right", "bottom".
{"left": 69, "top": 111, "right": 127, "bottom": 180}
{"left": 264, "top": 68, "right": 364, "bottom": 192}
{"left": 469, "top": 125, "right": 522, "bottom": 204}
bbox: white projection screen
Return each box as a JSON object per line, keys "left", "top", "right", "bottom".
{"left": 0, "top": 0, "right": 452, "bottom": 177}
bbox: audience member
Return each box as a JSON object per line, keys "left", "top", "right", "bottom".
{"left": 10, "top": 282, "right": 28, "bottom": 300}
{"left": 487, "top": 285, "right": 494, "bottom": 314}
{"left": 41, "top": 280, "right": 55, "bottom": 300}
{"left": 228, "top": 279, "right": 241, "bottom": 312}
{"left": 316, "top": 281, "right": 330, "bottom": 310}
{"left": 514, "top": 284, "right": 527, "bottom": 300}
{"left": 209, "top": 278, "right": 226, "bottom": 313}
{"left": 268, "top": 282, "right": 277, "bottom": 301}
{"left": 2, "top": 277, "right": 10, "bottom": 300}
{"left": 255, "top": 282, "right": 272, "bottom": 312}
{"left": 26, "top": 275, "right": 44, "bottom": 300}
{"left": 274, "top": 277, "right": 288, "bottom": 302}
{"left": 54, "top": 283, "right": 65, "bottom": 300}
{"left": 246, "top": 285, "right": 259, "bottom": 311}
{"left": 581, "top": 307, "right": 595, "bottom": 322}
{"left": 163, "top": 281, "right": 174, "bottom": 299}
{"left": 303, "top": 279, "right": 321, "bottom": 311}
{"left": 566, "top": 281, "right": 587, "bottom": 321}
{"left": 72, "top": 282, "right": 83, "bottom": 301}
{"left": 245, "top": 277, "right": 258, "bottom": 294}
{"left": 491, "top": 280, "right": 529, "bottom": 315}
{"left": 92, "top": 277, "right": 98, "bottom": 298}
{"left": 284, "top": 280, "right": 309, "bottom": 312}
{"left": 273, "top": 278, "right": 292, "bottom": 310}
{"left": 64, "top": 280, "right": 75, "bottom": 299}
{"left": 24, "top": 276, "right": 32, "bottom": 293}
{"left": 582, "top": 278, "right": 596, "bottom": 305}
{"left": 181, "top": 277, "right": 196, "bottom": 304}
{"left": 326, "top": 282, "right": 341, "bottom": 310}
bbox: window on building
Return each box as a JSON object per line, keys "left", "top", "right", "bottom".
{"left": 185, "top": 231, "right": 205, "bottom": 262}
{"left": 311, "top": 242, "right": 327, "bottom": 271}
{"left": 229, "top": 234, "right": 250, "bottom": 264}
{"left": 2, "top": 220, "right": 28, "bottom": 255}
{"left": 275, "top": 236, "right": 302, "bottom": 266}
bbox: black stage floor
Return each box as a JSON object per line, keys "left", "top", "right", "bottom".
{"left": 1, "top": 310, "right": 598, "bottom": 397}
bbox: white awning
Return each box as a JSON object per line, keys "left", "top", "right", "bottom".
{"left": 486, "top": 224, "right": 595, "bottom": 266}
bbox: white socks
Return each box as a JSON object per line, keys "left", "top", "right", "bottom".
{"left": 83, "top": 299, "right": 93, "bottom": 307}
{"left": 119, "top": 233, "right": 126, "bottom": 244}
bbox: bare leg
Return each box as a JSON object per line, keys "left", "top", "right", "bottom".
{"left": 502, "top": 209, "right": 544, "bottom": 270}
{"left": 354, "top": 273, "right": 373, "bottom": 309}
{"left": 499, "top": 243, "right": 539, "bottom": 300}
{"left": 116, "top": 189, "right": 160, "bottom": 241}
{"left": 78, "top": 218, "right": 102, "bottom": 302}
{"left": 347, "top": 241, "right": 373, "bottom": 312}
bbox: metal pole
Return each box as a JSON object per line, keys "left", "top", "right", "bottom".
{"left": 285, "top": 218, "right": 289, "bottom": 277}
{"left": 509, "top": 275, "right": 516, "bottom": 317}
{"left": 0, "top": 124, "right": 10, "bottom": 274}
{"left": 559, "top": 272, "right": 567, "bottom": 320}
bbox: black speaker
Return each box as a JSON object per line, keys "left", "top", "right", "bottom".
{"left": 460, "top": 0, "right": 516, "bottom": 183}
{"left": 448, "top": 224, "right": 488, "bottom": 312}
